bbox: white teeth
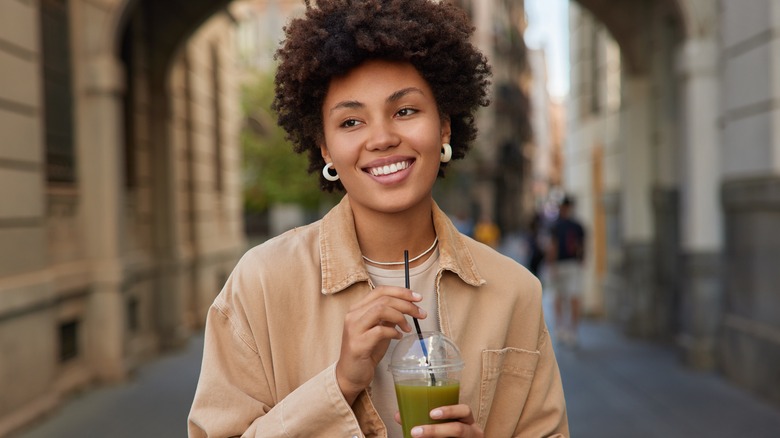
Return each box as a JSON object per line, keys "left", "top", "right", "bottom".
{"left": 370, "top": 161, "right": 409, "bottom": 176}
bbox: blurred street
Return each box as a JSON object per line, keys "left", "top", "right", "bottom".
{"left": 4, "top": 0, "right": 780, "bottom": 436}
{"left": 552, "top": 318, "right": 780, "bottom": 437}
{"left": 12, "top": 292, "right": 780, "bottom": 438}
{"left": 10, "top": 334, "right": 203, "bottom": 438}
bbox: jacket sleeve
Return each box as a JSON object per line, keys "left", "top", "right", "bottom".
{"left": 187, "top": 300, "right": 364, "bottom": 438}
{"left": 513, "top": 316, "right": 569, "bottom": 437}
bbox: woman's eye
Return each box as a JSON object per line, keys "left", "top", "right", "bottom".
{"left": 340, "top": 119, "right": 361, "bottom": 128}
{"left": 396, "top": 108, "right": 418, "bottom": 117}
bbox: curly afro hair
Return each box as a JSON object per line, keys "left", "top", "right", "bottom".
{"left": 272, "top": 0, "right": 492, "bottom": 192}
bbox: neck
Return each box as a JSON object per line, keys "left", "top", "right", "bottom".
{"left": 352, "top": 199, "right": 437, "bottom": 269}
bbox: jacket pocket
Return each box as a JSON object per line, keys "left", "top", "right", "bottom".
{"left": 477, "top": 347, "right": 540, "bottom": 426}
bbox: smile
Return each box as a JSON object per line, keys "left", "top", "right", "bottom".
{"left": 366, "top": 160, "right": 412, "bottom": 177}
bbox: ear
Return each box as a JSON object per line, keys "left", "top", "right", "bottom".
{"left": 319, "top": 142, "right": 331, "bottom": 163}
{"left": 440, "top": 115, "right": 452, "bottom": 145}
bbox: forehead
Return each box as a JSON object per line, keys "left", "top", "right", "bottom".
{"left": 324, "top": 60, "right": 434, "bottom": 104}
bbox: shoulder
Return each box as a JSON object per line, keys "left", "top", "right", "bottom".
{"left": 210, "top": 221, "right": 324, "bottom": 334}
{"left": 219, "top": 221, "right": 322, "bottom": 302}
{"left": 447, "top": 236, "right": 545, "bottom": 346}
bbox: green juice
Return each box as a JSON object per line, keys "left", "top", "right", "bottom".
{"left": 394, "top": 378, "right": 460, "bottom": 438}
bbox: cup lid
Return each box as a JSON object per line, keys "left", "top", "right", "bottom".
{"left": 388, "top": 331, "right": 464, "bottom": 372}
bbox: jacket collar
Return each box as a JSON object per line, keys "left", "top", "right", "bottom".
{"left": 319, "top": 195, "right": 485, "bottom": 295}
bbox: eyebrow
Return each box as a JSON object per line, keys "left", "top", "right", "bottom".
{"left": 388, "top": 87, "right": 424, "bottom": 102}
{"left": 328, "top": 87, "right": 425, "bottom": 114}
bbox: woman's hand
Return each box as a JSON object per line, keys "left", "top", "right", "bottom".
{"left": 395, "top": 405, "right": 484, "bottom": 438}
{"left": 336, "top": 286, "right": 426, "bottom": 404}
{"left": 393, "top": 405, "right": 484, "bottom": 437}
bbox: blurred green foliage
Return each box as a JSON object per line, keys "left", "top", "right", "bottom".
{"left": 241, "top": 69, "right": 335, "bottom": 213}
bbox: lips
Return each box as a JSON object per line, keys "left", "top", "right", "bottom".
{"left": 366, "top": 160, "right": 412, "bottom": 177}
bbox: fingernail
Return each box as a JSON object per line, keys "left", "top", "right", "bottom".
{"left": 411, "top": 427, "right": 424, "bottom": 437}
{"left": 418, "top": 308, "right": 427, "bottom": 317}
{"left": 430, "top": 408, "right": 443, "bottom": 419}
{"left": 412, "top": 292, "right": 422, "bottom": 300}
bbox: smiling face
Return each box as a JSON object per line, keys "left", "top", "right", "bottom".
{"left": 320, "top": 60, "right": 451, "bottom": 218}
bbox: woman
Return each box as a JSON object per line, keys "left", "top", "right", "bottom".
{"left": 188, "top": 0, "right": 568, "bottom": 437}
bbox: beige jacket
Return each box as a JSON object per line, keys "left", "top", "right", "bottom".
{"left": 188, "top": 196, "right": 568, "bottom": 437}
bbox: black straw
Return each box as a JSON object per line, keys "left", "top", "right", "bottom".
{"left": 405, "top": 250, "right": 436, "bottom": 385}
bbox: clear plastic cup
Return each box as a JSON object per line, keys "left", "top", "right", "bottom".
{"left": 388, "top": 331, "right": 464, "bottom": 437}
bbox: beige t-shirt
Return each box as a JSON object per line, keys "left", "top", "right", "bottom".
{"left": 366, "top": 249, "right": 440, "bottom": 438}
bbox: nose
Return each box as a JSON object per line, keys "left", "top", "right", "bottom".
{"left": 365, "top": 119, "right": 400, "bottom": 151}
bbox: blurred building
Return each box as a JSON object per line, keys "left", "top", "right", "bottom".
{"left": 232, "top": 0, "right": 304, "bottom": 72}
{"left": 526, "top": 47, "right": 564, "bottom": 208}
{"left": 564, "top": 0, "right": 780, "bottom": 405}
{"left": 0, "top": 1, "right": 245, "bottom": 434}
{"left": 438, "top": 0, "right": 534, "bottom": 236}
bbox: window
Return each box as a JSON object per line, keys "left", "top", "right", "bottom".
{"left": 127, "top": 296, "right": 140, "bottom": 333}
{"left": 121, "top": 27, "right": 137, "bottom": 189}
{"left": 590, "top": 25, "right": 601, "bottom": 115}
{"left": 211, "top": 45, "right": 223, "bottom": 194}
{"left": 41, "top": 0, "right": 76, "bottom": 183}
{"left": 58, "top": 319, "right": 79, "bottom": 362}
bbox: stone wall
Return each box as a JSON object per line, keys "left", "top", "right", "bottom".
{"left": 0, "top": 2, "right": 245, "bottom": 434}
{"left": 567, "top": 0, "right": 780, "bottom": 404}
{"left": 721, "top": 177, "right": 780, "bottom": 404}
{"left": 0, "top": 1, "right": 66, "bottom": 434}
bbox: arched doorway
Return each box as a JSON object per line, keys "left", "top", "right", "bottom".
{"left": 113, "top": 0, "right": 247, "bottom": 358}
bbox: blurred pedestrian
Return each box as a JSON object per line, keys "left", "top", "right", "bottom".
{"left": 546, "top": 195, "right": 585, "bottom": 347}
{"left": 187, "top": 0, "right": 568, "bottom": 437}
{"left": 526, "top": 213, "right": 545, "bottom": 278}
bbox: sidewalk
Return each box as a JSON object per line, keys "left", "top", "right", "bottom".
{"left": 10, "top": 335, "right": 203, "bottom": 438}
{"left": 552, "top": 308, "right": 780, "bottom": 437}
{"left": 11, "top": 305, "right": 780, "bottom": 437}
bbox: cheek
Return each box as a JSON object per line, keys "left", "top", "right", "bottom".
{"left": 321, "top": 130, "right": 347, "bottom": 158}
{"left": 407, "top": 123, "right": 442, "bottom": 149}
{"left": 425, "top": 132, "right": 445, "bottom": 154}
{"left": 324, "top": 140, "right": 358, "bottom": 166}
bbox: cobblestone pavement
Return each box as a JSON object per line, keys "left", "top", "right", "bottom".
{"left": 11, "top": 295, "right": 780, "bottom": 438}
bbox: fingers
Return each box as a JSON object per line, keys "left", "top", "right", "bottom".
{"left": 352, "top": 285, "right": 423, "bottom": 310}
{"left": 336, "top": 285, "right": 428, "bottom": 402}
{"left": 347, "top": 300, "right": 424, "bottom": 334}
{"left": 346, "top": 286, "right": 427, "bottom": 333}
{"left": 410, "top": 422, "right": 471, "bottom": 438}
{"left": 429, "top": 404, "right": 475, "bottom": 424}
{"left": 406, "top": 405, "right": 483, "bottom": 438}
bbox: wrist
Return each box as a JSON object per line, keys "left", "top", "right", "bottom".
{"left": 335, "top": 363, "right": 363, "bottom": 405}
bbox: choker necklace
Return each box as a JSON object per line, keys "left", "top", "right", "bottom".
{"left": 362, "top": 237, "right": 439, "bottom": 266}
